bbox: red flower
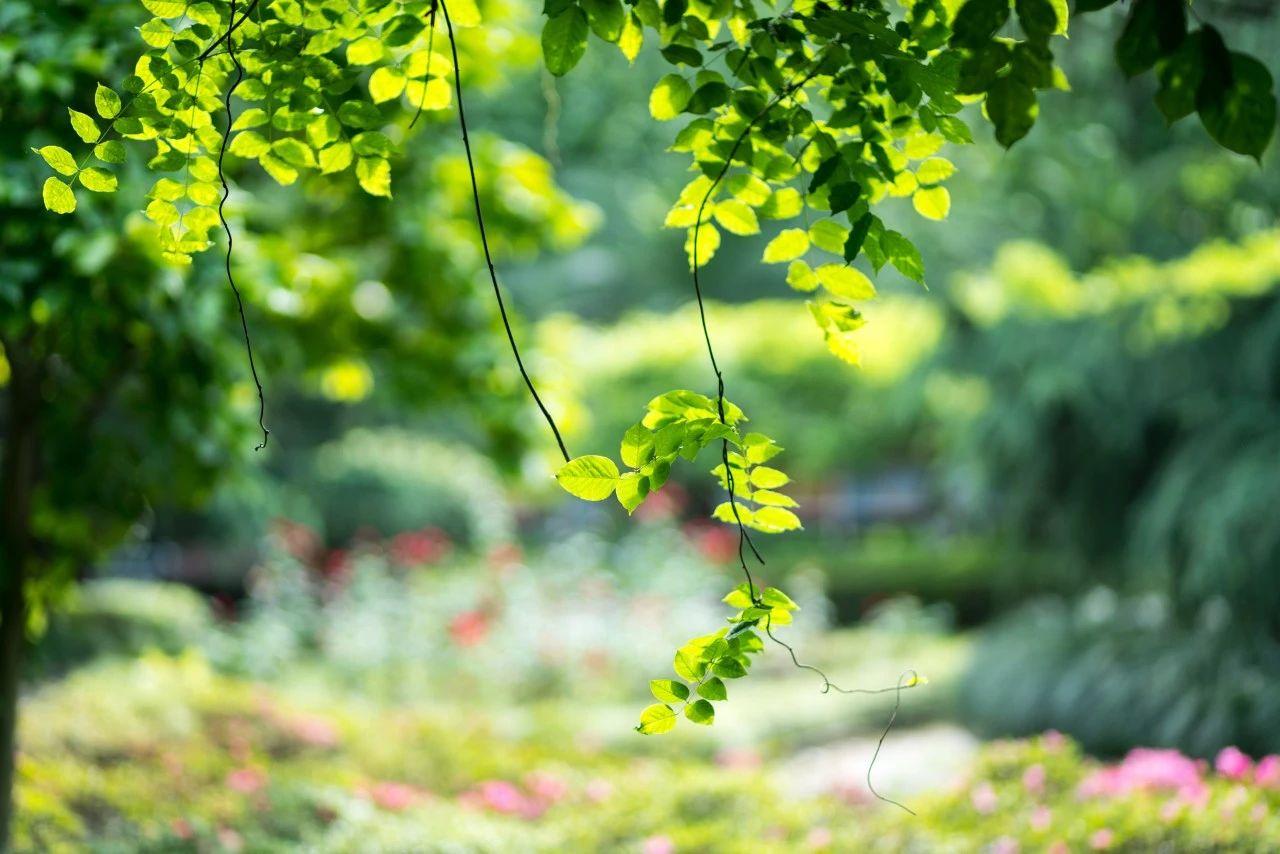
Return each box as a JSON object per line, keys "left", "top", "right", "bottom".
{"left": 449, "top": 609, "right": 490, "bottom": 647}
{"left": 389, "top": 527, "right": 453, "bottom": 567}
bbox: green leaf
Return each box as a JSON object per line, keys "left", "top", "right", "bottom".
{"left": 650, "top": 679, "right": 690, "bottom": 703}
{"left": 986, "top": 77, "right": 1038, "bottom": 147}
{"left": 346, "top": 36, "right": 384, "bottom": 65}
{"left": 1115, "top": 0, "right": 1185, "bottom": 78}
{"left": 68, "top": 109, "right": 99, "bottom": 143}
{"left": 913, "top": 187, "right": 951, "bottom": 220}
{"left": 697, "top": 677, "right": 727, "bottom": 701}
{"left": 761, "top": 588, "right": 798, "bottom": 610}
{"left": 743, "top": 433, "right": 782, "bottom": 464}
{"left": 752, "top": 489, "right": 798, "bottom": 507}
{"left": 615, "top": 472, "right": 650, "bottom": 513}
{"left": 1155, "top": 30, "right": 1204, "bottom": 124}
{"left": 786, "top": 260, "right": 818, "bottom": 292}
{"left": 33, "top": 146, "right": 77, "bottom": 176}
{"left": 356, "top": 156, "right": 392, "bottom": 197}
{"left": 542, "top": 7, "right": 590, "bottom": 77}
{"left": 915, "top": 157, "right": 956, "bottom": 185}
{"left": 555, "top": 455, "right": 621, "bottom": 501}
{"left": 749, "top": 466, "right": 790, "bottom": 489}
{"left": 950, "top": 0, "right": 1011, "bottom": 50}
{"left": 582, "top": 0, "right": 625, "bottom": 41}
{"left": 94, "top": 141, "right": 126, "bottom": 164}
{"left": 77, "top": 167, "right": 117, "bottom": 193}
{"left": 369, "top": 67, "right": 407, "bottom": 104}
{"left": 816, "top": 265, "right": 877, "bottom": 300}
{"left": 621, "top": 423, "right": 655, "bottom": 468}
{"left": 684, "top": 699, "right": 715, "bottom": 725}
{"left": 713, "top": 199, "right": 759, "bottom": 235}
{"left": 229, "top": 131, "right": 270, "bottom": 158}
{"left": 762, "top": 228, "right": 809, "bottom": 263}
{"left": 883, "top": 231, "right": 926, "bottom": 284}
{"left": 271, "top": 138, "right": 316, "bottom": 169}
{"left": 337, "top": 100, "right": 382, "bottom": 129}
{"left": 809, "top": 220, "right": 849, "bottom": 254}
{"left": 1015, "top": 0, "right": 1057, "bottom": 39}
{"left": 94, "top": 84, "right": 121, "bottom": 119}
{"left": 751, "top": 506, "right": 803, "bottom": 533}
{"left": 1198, "top": 52, "right": 1276, "bottom": 162}
{"left": 711, "top": 658, "right": 747, "bottom": 679}
{"left": 649, "top": 73, "right": 693, "bottom": 121}
{"left": 674, "top": 646, "right": 708, "bottom": 682}
{"left": 636, "top": 703, "right": 678, "bottom": 735}
{"left": 319, "top": 142, "right": 354, "bottom": 174}
{"left": 42, "top": 177, "right": 76, "bottom": 214}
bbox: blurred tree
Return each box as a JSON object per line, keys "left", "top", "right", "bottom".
{"left": 0, "top": 0, "right": 590, "bottom": 842}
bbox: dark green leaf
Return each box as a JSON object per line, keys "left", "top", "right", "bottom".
{"left": 542, "top": 7, "right": 590, "bottom": 76}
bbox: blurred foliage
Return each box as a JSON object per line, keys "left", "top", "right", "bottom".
{"left": 15, "top": 652, "right": 1280, "bottom": 851}
{"left": 23, "top": 580, "right": 211, "bottom": 681}
{"left": 2, "top": 0, "right": 592, "bottom": 619}
{"left": 940, "top": 230, "right": 1280, "bottom": 627}
{"left": 961, "top": 593, "right": 1280, "bottom": 759}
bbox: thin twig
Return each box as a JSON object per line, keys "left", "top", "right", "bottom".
{"left": 215, "top": 0, "right": 269, "bottom": 450}
{"left": 198, "top": 0, "right": 261, "bottom": 62}
{"left": 439, "top": 0, "right": 570, "bottom": 462}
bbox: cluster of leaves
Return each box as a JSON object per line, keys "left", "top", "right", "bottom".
{"left": 1103, "top": 0, "right": 1274, "bottom": 161}
{"left": 554, "top": 389, "right": 798, "bottom": 533}
{"left": 637, "top": 582, "right": 798, "bottom": 733}
{"left": 32, "top": 0, "right": 477, "bottom": 262}
{"left": 539, "top": 0, "right": 1276, "bottom": 362}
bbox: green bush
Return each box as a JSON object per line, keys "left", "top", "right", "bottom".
{"left": 959, "top": 594, "right": 1280, "bottom": 758}
{"left": 25, "top": 580, "right": 213, "bottom": 681}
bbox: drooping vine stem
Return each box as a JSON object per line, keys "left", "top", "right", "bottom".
{"left": 215, "top": 0, "right": 269, "bottom": 451}
{"left": 687, "top": 43, "right": 917, "bottom": 811}
{"left": 438, "top": 0, "right": 570, "bottom": 462}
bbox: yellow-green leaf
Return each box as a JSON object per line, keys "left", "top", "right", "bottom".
{"left": 649, "top": 74, "right": 692, "bottom": 121}
{"left": 713, "top": 199, "right": 759, "bottom": 235}
{"left": 618, "top": 12, "right": 643, "bottom": 63}
{"left": 68, "top": 109, "right": 99, "bottom": 143}
{"left": 405, "top": 78, "right": 451, "bottom": 111}
{"left": 786, "top": 260, "right": 818, "bottom": 292}
{"left": 636, "top": 703, "right": 678, "bottom": 735}
{"left": 369, "top": 67, "right": 406, "bottom": 104}
{"left": 33, "top": 146, "right": 77, "bottom": 176}
{"left": 915, "top": 157, "right": 955, "bottom": 185}
{"left": 346, "top": 36, "right": 383, "bottom": 65}
{"left": 913, "top": 186, "right": 951, "bottom": 220}
{"left": 94, "top": 84, "right": 121, "bottom": 119}
{"left": 685, "top": 223, "right": 720, "bottom": 268}
{"left": 42, "top": 177, "right": 76, "bottom": 214}
{"left": 77, "top": 167, "right": 117, "bottom": 193}
{"left": 816, "top": 264, "right": 877, "bottom": 300}
{"left": 356, "top": 156, "right": 391, "bottom": 197}
{"left": 319, "top": 142, "right": 354, "bottom": 174}
{"left": 555, "top": 455, "right": 620, "bottom": 501}
{"left": 762, "top": 228, "right": 809, "bottom": 263}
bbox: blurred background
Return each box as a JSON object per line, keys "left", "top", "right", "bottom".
{"left": 4, "top": 0, "right": 1280, "bottom": 850}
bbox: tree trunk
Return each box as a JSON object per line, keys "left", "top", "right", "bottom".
{"left": 0, "top": 362, "right": 37, "bottom": 853}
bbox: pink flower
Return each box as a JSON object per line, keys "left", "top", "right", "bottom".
{"left": 585, "top": 779, "right": 614, "bottom": 803}
{"left": 642, "top": 836, "right": 675, "bottom": 854}
{"left": 715, "top": 747, "right": 762, "bottom": 770}
{"left": 1255, "top": 755, "right": 1280, "bottom": 787}
{"left": 806, "top": 826, "right": 833, "bottom": 848}
{"left": 288, "top": 715, "right": 340, "bottom": 748}
{"left": 1022, "top": 763, "right": 1046, "bottom": 795}
{"left": 1030, "top": 806, "right": 1052, "bottom": 831}
{"left": 226, "top": 767, "right": 267, "bottom": 795}
{"left": 1078, "top": 748, "right": 1206, "bottom": 802}
{"left": 217, "top": 828, "right": 245, "bottom": 852}
{"left": 1046, "top": 843, "right": 1069, "bottom": 854}
{"left": 1215, "top": 746, "right": 1253, "bottom": 781}
{"left": 463, "top": 779, "right": 543, "bottom": 817}
{"left": 1251, "top": 803, "right": 1268, "bottom": 823}
{"left": 171, "top": 818, "right": 194, "bottom": 840}
{"left": 525, "top": 771, "right": 569, "bottom": 805}
{"left": 1042, "top": 730, "right": 1065, "bottom": 752}
{"left": 991, "top": 836, "right": 1020, "bottom": 854}
{"left": 370, "top": 781, "right": 425, "bottom": 812}
{"left": 1089, "top": 828, "right": 1114, "bottom": 850}
{"left": 970, "top": 782, "right": 998, "bottom": 814}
